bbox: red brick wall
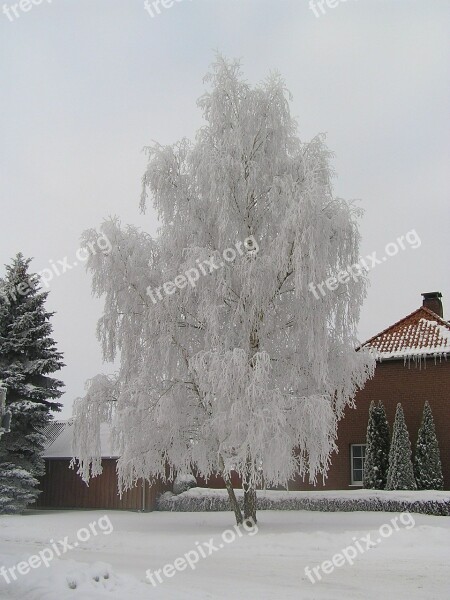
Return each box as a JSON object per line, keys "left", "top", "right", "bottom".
{"left": 290, "top": 359, "right": 450, "bottom": 491}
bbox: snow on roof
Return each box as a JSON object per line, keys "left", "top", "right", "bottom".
{"left": 361, "top": 306, "right": 450, "bottom": 360}
{"left": 42, "top": 420, "right": 66, "bottom": 446}
{"left": 42, "top": 420, "right": 118, "bottom": 459}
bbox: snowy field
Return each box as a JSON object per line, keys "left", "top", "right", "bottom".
{"left": 0, "top": 509, "right": 449, "bottom": 599}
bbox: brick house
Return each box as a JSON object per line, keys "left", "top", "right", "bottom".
{"left": 37, "top": 292, "right": 449, "bottom": 509}
{"left": 290, "top": 291, "right": 450, "bottom": 491}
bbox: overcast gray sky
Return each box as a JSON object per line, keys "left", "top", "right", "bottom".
{"left": 1, "top": 0, "right": 449, "bottom": 418}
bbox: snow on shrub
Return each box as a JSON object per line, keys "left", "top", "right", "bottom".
{"left": 414, "top": 401, "right": 444, "bottom": 490}
{"left": 386, "top": 403, "right": 416, "bottom": 490}
{"left": 173, "top": 474, "right": 197, "bottom": 495}
{"left": 157, "top": 488, "right": 450, "bottom": 516}
{"left": 363, "top": 400, "right": 390, "bottom": 489}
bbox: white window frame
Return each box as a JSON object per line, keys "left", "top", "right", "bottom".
{"left": 350, "top": 444, "right": 366, "bottom": 486}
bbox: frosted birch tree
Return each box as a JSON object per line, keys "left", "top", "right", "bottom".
{"left": 72, "top": 56, "right": 374, "bottom": 525}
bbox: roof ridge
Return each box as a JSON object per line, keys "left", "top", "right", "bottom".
{"left": 361, "top": 306, "right": 450, "bottom": 349}
{"left": 419, "top": 306, "right": 450, "bottom": 326}
{"left": 42, "top": 420, "right": 67, "bottom": 447}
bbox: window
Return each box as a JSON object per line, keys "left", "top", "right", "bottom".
{"left": 350, "top": 444, "right": 366, "bottom": 485}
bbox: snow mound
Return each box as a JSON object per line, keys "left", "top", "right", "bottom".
{"left": 0, "top": 556, "right": 153, "bottom": 600}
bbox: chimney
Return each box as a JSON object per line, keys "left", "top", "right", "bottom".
{"left": 421, "top": 291, "right": 443, "bottom": 318}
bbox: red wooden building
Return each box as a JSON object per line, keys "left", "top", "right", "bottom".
{"left": 35, "top": 421, "right": 170, "bottom": 510}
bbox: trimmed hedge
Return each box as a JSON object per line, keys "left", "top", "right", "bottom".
{"left": 157, "top": 489, "right": 450, "bottom": 516}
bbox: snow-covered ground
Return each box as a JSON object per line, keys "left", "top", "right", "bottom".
{"left": 0, "top": 509, "right": 449, "bottom": 599}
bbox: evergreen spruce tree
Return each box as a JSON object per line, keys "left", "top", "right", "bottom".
{"left": 363, "top": 400, "right": 390, "bottom": 489}
{"left": 386, "top": 403, "right": 416, "bottom": 490}
{"left": 0, "top": 463, "right": 39, "bottom": 514}
{"left": 0, "top": 382, "right": 12, "bottom": 436}
{"left": 414, "top": 401, "right": 444, "bottom": 490}
{"left": 0, "top": 254, "right": 64, "bottom": 513}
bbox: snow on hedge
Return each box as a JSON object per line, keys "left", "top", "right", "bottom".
{"left": 172, "top": 474, "right": 197, "bottom": 495}
{"left": 157, "top": 487, "right": 450, "bottom": 516}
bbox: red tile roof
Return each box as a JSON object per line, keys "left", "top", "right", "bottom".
{"left": 362, "top": 307, "right": 450, "bottom": 360}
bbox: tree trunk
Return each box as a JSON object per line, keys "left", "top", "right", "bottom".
{"left": 219, "top": 454, "right": 243, "bottom": 525}
{"left": 243, "top": 482, "right": 257, "bottom": 525}
{"left": 243, "top": 453, "right": 257, "bottom": 525}
{"left": 244, "top": 324, "right": 259, "bottom": 526}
